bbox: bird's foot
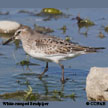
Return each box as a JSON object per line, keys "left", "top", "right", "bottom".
{"left": 60, "top": 78, "right": 69, "bottom": 84}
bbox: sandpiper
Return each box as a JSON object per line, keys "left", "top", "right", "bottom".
{"left": 3, "top": 26, "right": 105, "bottom": 83}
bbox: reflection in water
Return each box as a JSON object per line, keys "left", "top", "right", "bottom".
{"left": 39, "top": 79, "right": 65, "bottom": 97}
{"left": 11, "top": 71, "right": 77, "bottom": 101}
{"left": 78, "top": 27, "right": 89, "bottom": 37}
{"left": 39, "top": 79, "right": 49, "bottom": 95}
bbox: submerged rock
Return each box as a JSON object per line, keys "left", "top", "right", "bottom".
{"left": 0, "top": 20, "right": 21, "bottom": 34}
{"left": 86, "top": 67, "right": 108, "bottom": 101}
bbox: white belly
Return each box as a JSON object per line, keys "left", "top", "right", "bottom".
{"left": 26, "top": 49, "right": 82, "bottom": 63}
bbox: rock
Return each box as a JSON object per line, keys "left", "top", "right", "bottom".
{"left": 0, "top": 20, "right": 21, "bottom": 34}
{"left": 86, "top": 67, "right": 108, "bottom": 101}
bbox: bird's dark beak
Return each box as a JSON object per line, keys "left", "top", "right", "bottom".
{"left": 2, "top": 36, "right": 15, "bottom": 45}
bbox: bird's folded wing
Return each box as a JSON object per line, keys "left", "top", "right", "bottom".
{"left": 34, "top": 37, "right": 88, "bottom": 54}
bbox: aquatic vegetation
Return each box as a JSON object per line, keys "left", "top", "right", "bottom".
{"left": 36, "top": 8, "right": 62, "bottom": 17}
{"left": 78, "top": 18, "right": 94, "bottom": 26}
{"left": 14, "top": 40, "right": 20, "bottom": 49}
{"left": 98, "top": 32, "right": 105, "bottom": 39}
{"left": 0, "top": 33, "right": 14, "bottom": 38}
{"left": 16, "top": 60, "right": 30, "bottom": 67}
{"left": 0, "top": 53, "right": 3, "bottom": 56}
{"left": 59, "top": 25, "right": 67, "bottom": 34}
{"left": 65, "top": 35, "right": 71, "bottom": 42}
{"left": 76, "top": 16, "right": 95, "bottom": 28}
{"left": 52, "top": 89, "right": 64, "bottom": 99}
{"left": 67, "top": 93, "right": 76, "bottom": 101}
{"left": 17, "top": 80, "right": 30, "bottom": 86}
{"left": 0, "top": 91, "right": 26, "bottom": 100}
{"left": 18, "top": 10, "right": 31, "bottom": 14}
{"left": 16, "top": 60, "right": 40, "bottom": 67}
{"left": 0, "top": 11, "right": 9, "bottom": 15}
{"left": 18, "top": 10, "right": 35, "bottom": 15}
{"left": 80, "top": 32, "right": 88, "bottom": 37}
{"left": 104, "top": 26, "right": 108, "bottom": 32}
{"left": 36, "top": 8, "right": 70, "bottom": 21}
{"left": 34, "top": 24, "right": 54, "bottom": 34}
{"left": 24, "top": 85, "right": 33, "bottom": 100}
{"left": 41, "top": 8, "right": 62, "bottom": 15}
{"left": 0, "top": 86, "right": 77, "bottom": 101}
{"left": 79, "top": 30, "right": 88, "bottom": 37}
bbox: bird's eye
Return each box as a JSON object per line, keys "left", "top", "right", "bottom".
{"left": 15, "top": 30, "right": 21, "bottom": 36}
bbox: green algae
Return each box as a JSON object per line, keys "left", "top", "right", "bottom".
{"left": 0, "top": 86, "right": 77, "bottom": 101}
{"left": 41, "top": 8, "right": 62, "bottom": 15}
{"left": 104, "top": 26, "right": 108, "bottom": 32}
{"left": 59, "top": 25, "right": 67, "bottom": 34}
{"left": 76, "top": 16, "right": 95, "bottom": 28}
{"left": 98, "top": 32, "right": 105, "bottom": 39}
{"left": 16, "top": 60, "right": 40, "bottom": 67}
{"left": 65, "top": 36, "right": 71, "bottom": 42}
{"left": 34, "top": 24, "right": 54, "bottom": 34}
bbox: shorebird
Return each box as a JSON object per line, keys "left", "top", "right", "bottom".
{"left": 2, "top": 26, "right": 105, "bottom": 84}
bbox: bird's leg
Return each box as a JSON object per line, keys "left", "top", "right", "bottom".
{"left": 58, "top": 63, "right": 66, "bottom": 84}
{"left": 39, "top": 62, "right": 48, "bottom": 79}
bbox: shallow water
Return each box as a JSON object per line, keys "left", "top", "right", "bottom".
{"left": 0, "top": 8, "right": 108, "bottom": 101}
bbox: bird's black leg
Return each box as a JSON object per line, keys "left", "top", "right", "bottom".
{"left": 39, "top": 62, "right": 48, "bottom": 79}
{"left": 58, "top": 63, "right": 66, "bottom": 84}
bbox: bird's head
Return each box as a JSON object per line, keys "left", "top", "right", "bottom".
{"left": 2, "top": 26, "right": 32, "bottom": 45}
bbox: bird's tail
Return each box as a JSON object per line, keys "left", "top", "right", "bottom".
{"left": 85, "top": 47, "right": 105, "bottom": 53}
